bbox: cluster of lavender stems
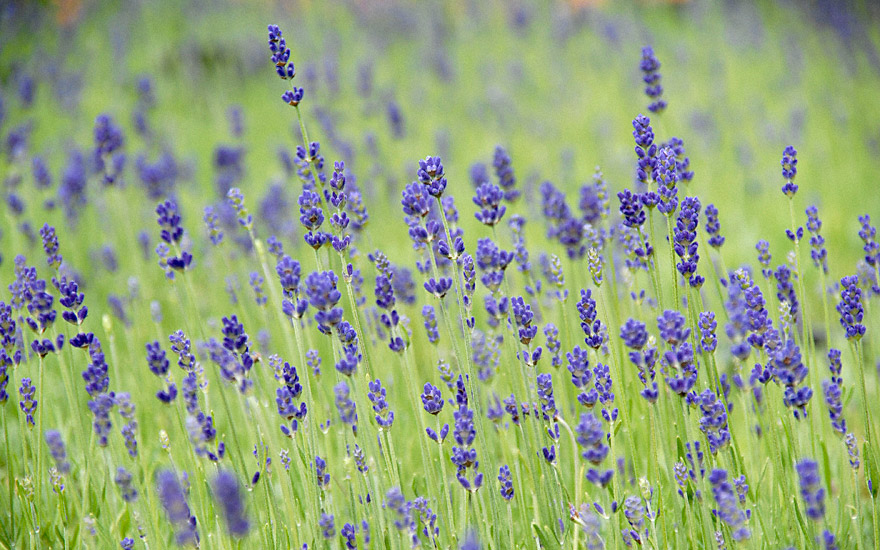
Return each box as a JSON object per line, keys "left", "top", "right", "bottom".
{"left": 0, "top": 18, "right": 879, "bottom": 550}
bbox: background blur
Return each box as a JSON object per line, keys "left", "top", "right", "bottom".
{"left": 1, "top": 0, "right": 879, "bottom": 273}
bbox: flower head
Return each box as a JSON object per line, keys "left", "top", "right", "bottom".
{"left": 268, "top": 24, "right": 295, "bottom": 79}
{"left": 473, "top": 183, "right": 506, "bottom": 226}
{"left": 781, "top": 145, "right": 798, "bottom": 196}
{"left": 156, "top": 470, "right": 199, "bottom": 546}
{"left": 797, "top": 459, "right": 825, "bottom": 520}
{"left": 640, "top": 47, "right": 666, "bottom": 113}
{"left": 837, "top": 275, "right": 865, "bottom": 340}
{"left": 212, "top": 470, "right": 250, "bottom": 537}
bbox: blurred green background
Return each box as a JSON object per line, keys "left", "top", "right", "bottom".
{"left": 2, "top": 0, "right": 880, "bottom": 278}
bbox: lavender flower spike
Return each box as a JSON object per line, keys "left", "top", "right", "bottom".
{"left": 640, "top": 46, "right": 666, "bottom": 113}
{"left": 212, "top": 470, "right": 251, "bottom": 538}
{"left": 156, "top": 469, "right": 199, "bottom": 546}
{"left": 781, "top": 145, "right": 798, "bottom": 197}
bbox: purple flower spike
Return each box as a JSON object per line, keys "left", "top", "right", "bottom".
{"left": 781, "top": 145, "right": 798, "bottom": 196}
{"left": 156, "top": 470, "right": 199, "bottom": 546}
{"left": 268, "top": 24, "right": 295, "bottom": 79}
{"left": 368, "top": 379, "right": 395, "bottom": 429}
{"left": 797, "top": 459, "right": 825, "bottom": 520}
{"left": 708, "top": 469, "right": 751, "bottom": 541}
{"left": 212, "top": 470, "right": 250, "bottom": 538}
{"left": 837, "top": 275, "right": 865, "bottom": 341}
{"left": 421, "top": 383, "right": 444, "bottom": 415}
{"left": 640, "top": 47, "right": 666, "bottom": 113}
{"left": 473, "top": 183, "right": 506, "bottom": 226}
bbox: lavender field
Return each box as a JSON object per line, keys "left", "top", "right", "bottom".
{"left": 1, "top": 1, "right": 880, "bottom": 548}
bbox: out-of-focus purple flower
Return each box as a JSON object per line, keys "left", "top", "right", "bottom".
{"left": 40, "top": 224, "right": 62, "bottom": 269}
{"left": 705, "top": 204, "right": 724, "bottom": 249}
{"left": 845, "top": 432, "right": 860, "bottom": 470}
{"left": 708, "top": 469, "right": 751, "bottom": 541}
{"left": 470, "top": 162, "right": 490, "bottom": 188}
{"left": 493, "top": 146, "right": 518, "bottom": 202}
{"left": 32, "top": 156, "right": 52, "bottom": 190}
{"left": 387, "top": 100, "right": 404, "bottom": 139}
{"left": 226, "top": 188, "right": 253, "bottom": 231}
{"left": 59, "top": 149, "right": 87, "bottom": 224}
{"left": 115, "top": 467, "right": 138, "bottom": 502}
{"left": 621, "top": 495, "right": 648, "bottom": 546}
{"left": 318, "top": 513, "right": 335, "bottom": 539}
{"left": 576, "top": 412, "right": 611, "bottom": 487}
{"left": 335, "top": 382, "right": 358, "bottom": 435}
{"left": 422, "top": 305, "right": 439, "bottom": 344}
{"left": 822, "top": 376, "right": 846, "bottom": 437}
{"left": 44, "top": 430, "right": 70, "bottom": 474}
{"left": 540, "top": 181, "right": 570, "bottom": 235}
{"left": 248, "top": 272, "right": 267, "bottom": 307}
{"left": 203, "top": 206, "right": 224, "bottom": 246}
{"left": 662, "top": 136, "right": 694, "bottom": 184}
{"left": 797, "top": 459, "right": 825, "bottom": 520}
{"left": 156, "top": 469, "right": 199, "bottom": 546}
{"left": 212, "top": 470, "right": 250, "bottom": 537}
{"left": 544, "top": 323, "right": 561, "bottom": 368}
{"left": 93, "top": 114, "right": 126, "bottom": 185}
{"left": 136, "top": 152, "right": 178, "bottom": 200}
{"left": 87, "top": 391, "right": 115, "bottom": 447}
{"left": 640, "top": 47, "right": 666, "bottom": 113}
{"left": 116, "top": 392, "right": 138, "bottom": 457}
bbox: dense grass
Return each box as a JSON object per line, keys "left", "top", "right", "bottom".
{"left": 1, "top": 1, "right": 880, "bottom": 548}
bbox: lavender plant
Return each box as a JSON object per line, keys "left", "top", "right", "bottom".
{"left": 0, "top": 7, "right": 878, "bottom": 550}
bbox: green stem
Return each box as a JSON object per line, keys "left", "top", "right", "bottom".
{"left": 665, "top": 214, "right": 680, "bottom": 310}
{"left": 36, "top": 355, "right": 45, "bottom": 518}
{"left": 4, "top": 405, "right": 14, "bottom": 544}
{"left": 434, "top": 417, "right": 455, "bottom": 545}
